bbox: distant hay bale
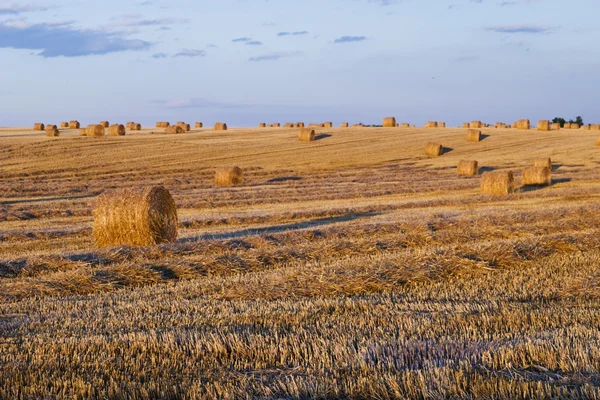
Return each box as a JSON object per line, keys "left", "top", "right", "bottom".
{"left": 466, "top": 129, "right": 481, "bottom": 142}
{"left": 156, "top": 122, "right": 170, "bottom": 128}
{"left": 462, "top": 122, "right": 470, "bottom": 128}
{"left": 457, "top": 160, "right": 478, "bottom": 176}
{"left": 299, "top": 128, "right": 316, "bottom": 142}
{"left": 481, "top": 171, "right": 514, "bottom": 195}
{"left": 69, "top": 121, "right": 81, "bottom": 129}
{"left": 324, "top": 122, "right": 333, "bottom": 128}
{"left": 383, "top": 117, "right": 397, "bottom": 127}
{"left": 126, "top": 122, "right": 135, "bottom": 129}
{"left": 284, "top": 123, "right": 294, "bottom": 128}
{"left": 425, "top": 142, "right": 443, "bottom": 157}
{"left": 45, "top": 125, "right": 59, "bottom": 137}
{"left": 551, "top": 123, "right": 561, "bottom": 130}
{"left": 591, "top": 124, "right": 600, "bottom": 131}
{"left": 537, "top": 120, "right": 550, "bottom": 131}
{"left": 179, "top": 123, "right": 191, "bottom": 132}
{"left": 401, "top": 123, "right": 410, "bottom": 128}
{"left": 425, "top": 121, "right": 438, "bottom": 128}
{"left": 533, "top": 157, "right": 552, "bottom": 169}
{"left": 100, "top": 121, "right": 109, "bottom": 128}
{"left": 214, "top": 122, "right": 228, "bottom": 131}
{"left": 86, "top": 124, "right": 105, "bottom": 137}
{"left": 341, "top": 122, "right": 349, "bottom": 127}
{"left": 296, "top": 122, "right": 305, "bottom": 128}
{"left": 273, "top": 123, "right": 281, "bottom": 128}
{"left": 195, "top": 122, "right": 203, "bottom": 128}
{"left": 60, "top": 122, "right": 69, "bottom": 128}
{"left": 582, "top": 124, "right": 591, "bottom": 131}
{"left": 258, "top": 123, "right": 266, "bottom": 128}
{"left": 165, "top": 125, "right": 184, "bottom": 134}
{"left": 33, "top": 123, "right": 45, "bottom": 131}
{"left": 516, "top": 119, "right": 531, "bottom": 130}
{"left": 522, "top": 166, "right": 551, "bottom": 186}
{"left": 352, "top": 123, "right": 363, "bottom": 127}
{"left": 563, "top": 123, "right": 571, "bottom": 129}
{"left": 571, "top": 123, "right": 580, "bottom": 129}
{"left": 93, "top": 186, "right": 178, "bottom": 248}
{"left": 215, "top": 166, "right": 244, "bottom": 186}
{"left": 470, "top": 121, "right": 483, "bottom": 129}
{"left": 79, "top": 129, "right": 87, "bottom": 136}
{"left": 130, "top": 123, "right": 142, "bottom": 131}
{"left": 439, "top": 122, "right": 446, "bottom": 128}
{"left": 108, "top": 124, "right": 126, "bottom": 136}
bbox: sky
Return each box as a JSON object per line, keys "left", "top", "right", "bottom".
{"left": 0, "top": 0, "right": 599, "bottom": 127}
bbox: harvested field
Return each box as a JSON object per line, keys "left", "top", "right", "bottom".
{"left": 2, "top": 125, "right": 600, "bottom": 398}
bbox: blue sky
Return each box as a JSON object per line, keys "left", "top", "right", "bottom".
{"left": 0, "top": 0, "right": 598, "bottom": 127}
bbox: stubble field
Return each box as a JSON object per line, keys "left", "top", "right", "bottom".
{"left": 1, "top": 124, "right": 600, "bottom": 399}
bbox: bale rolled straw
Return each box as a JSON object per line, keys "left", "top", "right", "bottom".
{"left": 69, "top": 121, "right": 81, "bottom": 129}
{"left": 533, "top": 157, "right": 552, "bottom": 169}
{"left": 470, "top": 121, "right": 483, "bottom": 129}
{"left": 425, "top": 121, "right": 438, "bottom": 128}
{"left": 571, "top": 123, "right": 580, "bottom": 129}
{"left": 100, "top": 121, "right": 109, "bottom": 128}
{"left": 272, "top": 123, "right": 281, "bottom": 128}
{"left": 258, "top": 123, "right": 266, "bottom": 128}
{"left": 341, "top": 122, "right": 349, "bottom": 128}
{"left": 284, "top": 123, "right": 294, "bottom": 128}
{"left": 591, "top": 124, "right": 600, "bottom": 131}
{"left": 522, "top": 166, "right": 551, "bottom": 186}
{"left": 425, "top": 142, "right": 443, "bottom": 157}
{"left": 156, "top": 122, "right": 170, "bottom": 128}
{"left": 481, "top": 171, "right": 514, "bottom": 195}
{"left": 45, "top": 125, "right": 59, "bottom": 137}
{"left": 462, "top": 122, "right": 470, "bottom": 128}
{"left": 537, "top": 120, "right": 550, "bottom": 131}
{"left": 215, "top": 166, "right": 243, "bottom": 186}
{"left": 108, "top": 124, "right": 126, "bottom": 136}
{"left": 564, "top": 123, "right": 572, "bottom": 129}
{"left": 383, "top": 117, "right": 396, "bottom": 127}
{"left": 86, "top": 124, "right": 105, "bottom": 137}
{"left": 457, "top": 160, "right": 478, "bottom": 176}
{"left": 323, "top": 122, "right": 333, "bottom": 128}
{"left": 516, "top": 119, "right": 531, "bottom": 130}
{"left": 93, "top": 186, "right": 178, "bottom": 247}
{"left": 165, "top": 125, "right": 184, "bottom": 134}
{"left": 79, "top": 129, "right": 87, "bottom": 136}
{"left": 214, "top": 122, "right": 228, "bottom": 131}
{"left": 195, "top": 122, "right": 203, "bottom": 128}
{"left": 299, "top": 128, "right": 316, "bottom": 142}
{"left": 60, "top": 122, "right": 69, "bottom": 128}
{"left": 401, "top": 123, "right": 410, "bottom": 128}
{"left": 439, "top": 122, "right": 446, "bottom": 128}
{"left": 296, "top": 122, "right": 305, "bottom": 128}
{"left": 33, "top": 123, "right": 45, "bottom": 131}
{"left": 466, "top": 129, "right": 482, "bottom": 142}
{"left": 130, "top": 123, "right": 142, "bottom": 131}
{"left": 551, "top": 123, "right": 560, "bottom": 130}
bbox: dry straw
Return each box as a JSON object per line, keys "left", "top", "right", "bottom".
{"left": 108, "top": 124, "right": 126, "bottom": 136}
{"left": 86, "top": 124, "right": 105, "bottom": 137}
{"left": 181, "top": 123, "right": 191, "bottom": 132}
{"left": 299, "top": 128, "right": 316, "bottom": 142}
{"left": 516, "top": 119, "right": 531, "bottom": 130}
{"left": 69, "top": 121, "right": 80, "bottom": 129}
{"left": 156, "top": 122, "right": 170, "bottom": 128}
{"left": 215, "top": 166, "right": 243, "bottom": 186}
{"left": 352, "top": 123, "right": 363, "bottom": 127}
{"left": 273, "top": 123, "right": 281, "bottom": 128}
{"left": 401, "top": 123, "right": 410, "bottom": 128}
{"left": 45, "top": 125, "right": 59, "bottom": 137}
{"left": 100, "top": 121, "right": 109, "bottom": 128}
{"left": 258, "top": 123, "right": 266, "bottom": 128}
{"left": 457, "top": 160, "right": 478, "bottom": 176}
{"left": 165, "top": 125, "right": 184, "bottom": 134}
{"left": 571, "top": 123, "right": 580, "bottom": 129}
{"left": 462, "top": 122, "right": 470, "bottom": 128}
{"left": 126, "top": 122, "right": 135, "bottom": 129}
{"left": 324, "top": 122, "right": 333, "bottom": 128}
{"left": 195, "top": 122, "right": 203, "bottom": 128}
{"left": 582, "top": 124, "right": 591, "bottom": 131}
{"left": 284, "top": 123, "right": 294, "bottom": 128}
{"left": 564, "top": 123, "right": 572, "bottom": 129}
{"left": 296, "top": 122, "right": 305, "bottom": 128}
{"left": 591, "top": 124, "right": 600, "bottom": 131}
{"left": 470, "top": 121, "right": 483, "bottom": 129}
{"left": 79, "top": 129, "right": 86, "bottom": 136}
{"left": 537, "top": 120, "right": 550, "bottom": 131}
{"left": 425, "top": 121, "right": 438, "bottom": 128}
{"left": 341, "top": 122, "right": 349, "bottom": 128}
{"left": 533, "top": 157, "right": 552, "bottom": 169}
{"left": 551, "top": 123, "right": 561, "bottom": 130}
{"left": 214, "top": 122, "right": 228, "bottom": 131}
{"left": 60, "top": 122, "right": 69, "bottom": 128}
{"left": 439, "top": 122, "right": 446, "bottom": 128}
{"left": 130, "top": 123, "right": 142, "bottom": 131}
{"left": 466, "top": 129, "right": 482, "bottom": 142}
{"left": 481, "top": 171, "right": 514, "bottom": 195}
{"left": 383, "top": 117, "right": 397, "bottom": 127}
{"left": 522, "top": 166, "right": 551, "bottom": 186}
{"left": 33, "top": 123, "right": 45, "bottom": 131}
{"left": 425, "top": 142, "right": 443, "bottom": 156}
{"left": 93, "top": 186, "right": 178, "bottom": 247}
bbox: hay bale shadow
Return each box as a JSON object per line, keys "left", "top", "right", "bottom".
{"left": 478, "top": 166, "right": 497, "bottom": 174}
{"left": 480, "top": 134, "right": 490, "bottom": 141}
{"left": 268, "top": 176, "right": 303, "bottom": 183}
{"left": 314, "top": 134, "right": 332, "bottom": 141}
{"left": 442, "top": 147, "right": 454, "bottom": 155}
{"left": 551, "top": 164, "right": 563, "bottom": 171}
{"left": 552, "top": 177, "right": 571, "bottom": 184}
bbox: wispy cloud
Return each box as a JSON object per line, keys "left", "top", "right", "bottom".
{"left": 485, "top": 24, "right": 556, "bottom": 34}
{"left": 245, "top": 40, "right": 262, "bottom": 45}
{"left": 232, "top": 37, "right": 252, "bottom": 43}
{"left": 0, "top": 3, "right": 57, "bottom": 15}
{"left": 173, "top": 48, "right": 205, "bottom": 57}
{"left": 278, "top": 31, "right": 309, "bottom": 37}
{"left": 334, "top": 36, "right": 367, "bottom": 43}
{"left": 0, "top": 20, "right": 151, "bottom": 57}
{"left": 248, "top": 51, "right": 302, "bottom": 62}
{"left": 151, "top": 52, "right": 168, "bottom": 58}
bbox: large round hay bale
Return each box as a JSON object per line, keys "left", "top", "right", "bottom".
{"left": 571, "top": 123, "right": 580, "bottom": 129}
{"left": 33, "top": 123, "right": 45, "bottom": 131}
{"left": 215, "top": 166, "right": 243, "bottom": 186}
{"left": 214, "top": 122, "right": 228, "bottom": 131}
{"left": 86, "top": 124, "right": 105, "bottom": 137}
{"left": 323, "top": 122, "right": 333, "bottom": 128}
{"left": 537, "top": 120, "right": 550, "bottom": 131}
{"left": 181, "top": 123, "right": 191, "bottom": 132}
{"left": 79, "top": 129, "right": 87, "bottom": 136}
{"left": 462, "top": 122, "right": 470, "bottom": 128}
{"left": 108, "top": 124, "right": 126, "bottom": 136}
{"left": 100, "top": 121, "right": 109, "bottom": 128}
{"left": 130, "top": 123, "right": 142, "bottom": 131}
{"left": 466, "top": 129, "right": 481, "bottom": 142}
{"left": 284, "top": 123, "right": 294, "bottom": 128}
{"left": 551, "top": 123, "right": 561, "bottom": 130}
{"left": 563, "top": 123, "right": 571, "bottom": 129}
{"left": 439, "top": 122, "right": 446, "bottom": 128}
{"left": 93, "top": 186, "right": 178, "bottom": 247}
{"left": 272, "top": 123, "right": 281, "bottom": 128}
{"left": 522, "top": 166, "right": 551, "bottom": 186}
{"left": 60, "top": 122, "right": 69, "bottom": 128}
{"left": 69, "top": 121, "right": 81, "bottom": 129}
{"left": 165, "top": 125, "right": 184, "bottom": 134}
{"left": 533, "top": 157, "right": 552, "bottom": 169}
{"left": 481, "top": 171, "right": 514, "bottom": 195}
{"left": 516, "top": 119, "right": 531, "bottom": 130}
{"left": 400, "top": 123, "right": 410, "bottom": 128}
{"left": 45, "top": 125, "right": 59, "bottom": 137}
{"left": 591, "top": 124, "right": 600, "bottom": 131}
{"left": 156, "top": 122, "right": 170, "bottom": 128}
{"left": 470, "top": 121, "right": 483, "bottom": 129}
{"left": 299, "top": 128, "right": 316, "bottom": 142}
{"left": 457, "top": 160, "right": 478, "bottom": 176}
{"left": 352, "top": 123, "right": 363, "bottom": 127}
{"left": 258, "top": 123, "right": 266, "bottom": 128}
{"left": 195, "top": 122, "right": 203, "bottom": 128}
{"left": 296, "top": 122, "right": 305, "bottom": 128}
{"left": 383, "top": 117, "right": 396, "bottom": 127}
{"left": 582, "top": 124, "right": 591, "bottom": 131}
{"left": 425, "top": 121, "right": 438, "bottom": 128}
{"left": 341, "top": 122, "right": 349, "bottom": 128}
{"left": 425, "top": 142, "right": 443, "bottom": 156}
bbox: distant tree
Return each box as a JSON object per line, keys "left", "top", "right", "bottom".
{"left": 552, "top": 116, "right": 583, "bottom": 127}
{"left": 575, "top": 116, "right": 584, "bottom": 126}
{"left": 552, "top": 117, "right": 566, "bottom": 127}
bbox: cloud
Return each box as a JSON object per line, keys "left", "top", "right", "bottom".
{"left": 485, "top": 25, "right": 555, "bottom": 34}
{"left": 368, "top": 0, "right": 397, "bottom": 5}
{"left": 173, "top": 48, "right": 205, "bottom": 57}
{"left": 206, "top": 43, "right": 218, "bottom": 48}
{"left": 334, "top": 36, "right": 367, "bottom": 43}
{"left": 0, "top": 20, "right": 151, "bottom": 57}
{"left": 248, "top": 51, "right": 302, "bottom": 62}
{"left": 245, "top": 40, "right": 262, "bottom": 45}
{"left": 278, "top": 31, "right": 308, "bottom": 37}
{"left": 0, "top": 3, "right": 56, "bottom": 15}
{"left": 277, "top": 32, "right": 290, "bottom": 36}
{"left": 232, "top": 37, "right": 252, "bottom": 43}
{"left": 151, "top": 52, "right": 168, "bottom": 58}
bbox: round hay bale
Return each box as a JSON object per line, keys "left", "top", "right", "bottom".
{"left": 481, "top": 171, "right": 514, "bottom": 195}
{"left": 352, "top": 123, "right": 363, "bottom": 127}
{"left": 79, "top": 129, "right": 87, "bottom": 136}
{"left": 551, "top": 123, "right": 561, "bottom": 130}
{"left": 156, "top": 122, "right": 170, "bottom": 128}
{"left": 470, "top": 121, "right": 483, "bottom": 129}
{"left": 86, "top": 124, "right": 105, "bottom": 137}
{"left": 272, "top": 123, "right": 281, "bottom": 128}
{"left": 215, "top": 166, "right": 243, "bottom": 186}
{"left": 400, "top": 123, "right": 410, "bottom": 128}
{"left": 425, "top": 121, "right": 438, "bottom": 128}
{"left": 284, "top": 123, "right": 294, "bottom": 128}
{"left": 341, "top": 122, "right": 349, "bottom": 128}
{"left": 126, "top": 122, "right": 135, "bottom": 129}
{"left": 516, "top": 119, "right": 531, "bottom": 130}
{"left": 533, "top": 158, "right": 552, "bottom": 169}
{"left": 462, "top": 123, "right": 470, "bottom": 129}
{"left": 457, "top": 160, "right": 478, "bottom": 176}
{"left": 563, "top": 123, "right": 571, "bottom": 129}
{"left": 296, "top": 122, "right": 305, "bottom": 128}
{"left": 537, "top": 120, "right": 550, "bottom": 131}
{"left": 130, "top": 123, "right": 142, "bottom": 131}
{"left": 571, "top": 123, "right": 580, "bottom": 129}
{"left": 93, "top": 186, "right": 178, "bottom": 247}
{"left": 69, "top": 121, "right": 81, "bottom": 129}
{"left": 181, "top": 123, "right": 190, "bottom": 132}
{"left": 108, "top": 124, "right": 126, "bottom": 136}
{"left": 258, "top": 123, "right": 267, "bottom": 128}
{"left": 323, "top": 122, "right": 333, "bottom": 128}
{"left": 45, "top": 126, "right": 60, "bottom": 137}
{"left": 214, "top": 122, "right": 228, "bottom": 131}
{"left": 165, "top": 125, "right": 184, "bottom": 134}
{"left": 195, "top": 122, "right": 203, "bottom": 128}
{"left": 33, "top": 123, "right": 45, "bottom": 131}
{"left": 425, "top": 142, "right": 443, "bottom": 156}
{"left": 382, "top": 117, "right": 396, "bottom": 127}
{"left": 591, "top": 124, "right": 600, "bottom": 131}
{"left": 439, "top": 122, "right": 446, "bottom": 128}
{"left": 59, "top": 122, "right": 69, "bottom": 128}
{"left": 582, "top": 124, "right": 591, "bottom": 131}
{"left": 100, "top": 121, "right": 109, "bottom": 128}
{"left": 466, "top": 129, "right": 482, "bottom": 142}
{"left": 522, "top": 166, "right": 551, "bottom": 186}
{"left": 299, "top": 128, "right": 316, "bottom": 142}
